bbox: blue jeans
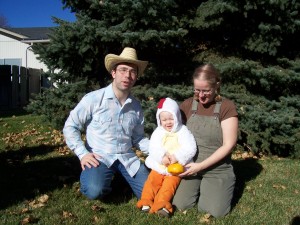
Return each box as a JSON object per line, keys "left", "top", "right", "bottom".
{"left": 80, "top": 160, "right": 149, "bottom": 200}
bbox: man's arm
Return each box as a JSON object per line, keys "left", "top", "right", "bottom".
{"left": 63, "top": 101, "right": 89, "bottom": 158}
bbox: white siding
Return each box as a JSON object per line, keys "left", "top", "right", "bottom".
{"left": 0, "top": 34, "right": 49, "bottom": 71}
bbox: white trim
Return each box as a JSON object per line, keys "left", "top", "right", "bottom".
{"left": 22, "top": 39, "right": 50, "bottom": 43}
{"left": 0, "top": 28, "right": 28, "bottom": 39}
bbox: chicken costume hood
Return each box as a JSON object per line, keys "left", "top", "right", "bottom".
{"left": 156, "top": 98, "right": 182, "bottom": 133}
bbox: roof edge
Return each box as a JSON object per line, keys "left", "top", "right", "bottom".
{"left": 21, "top": 39, "right": 50, "bottom": 43}
{"left": 0, "top": 27, "right": 28, "bottom": 39}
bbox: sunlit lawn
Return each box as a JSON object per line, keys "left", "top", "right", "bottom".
{"left": 0, "top": 111, "right": 299, "bottom": 225}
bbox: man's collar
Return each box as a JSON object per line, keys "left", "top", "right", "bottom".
{"left": 103, "top": 83, "right": 115, "bottom": 99}
{"left": 104, "top": 83, "right": 133, "bottom": 104}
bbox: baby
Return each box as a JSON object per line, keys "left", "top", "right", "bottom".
{"left": 136, "top": 97, "right": 196, "bottom": 217}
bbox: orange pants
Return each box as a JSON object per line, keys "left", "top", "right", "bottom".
{"left": 136, "top": 170, "right": 181, "bottom": 214}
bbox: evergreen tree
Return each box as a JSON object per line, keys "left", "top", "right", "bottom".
{"left": 34, "top": 0, "right": 193, "bottom": 87}
{"left": 29, "top": 0, "right": 193, "bottom": 128}
{"left": 27, "top": 0, "right": 300, "bottom": 157}
{"left": 191, "top": 0, "right": 300, "bottom": 59}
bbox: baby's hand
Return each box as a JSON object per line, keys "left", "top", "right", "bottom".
{"left": 169, "top": 154, "right": 178, "bottom": 164}
{"left": 162, "top": 155, "right": 171, "bottom": 166}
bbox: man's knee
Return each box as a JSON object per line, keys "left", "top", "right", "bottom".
{"left": 80, "top": 183, "right": 110, "bottom": 200}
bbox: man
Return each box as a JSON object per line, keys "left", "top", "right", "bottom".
{"left": 63, "top": 47, "right": 149, "bottom": 200}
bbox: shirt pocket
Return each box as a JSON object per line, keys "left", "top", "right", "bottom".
{"left": 92, "top": 114, "right": 113, "bottom": 134}
{"left": 122, "top": 113, "right": 137, "bottom": 136}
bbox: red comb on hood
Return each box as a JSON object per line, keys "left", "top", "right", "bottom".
{"left": 157, "top": 98, "right": 166, "bottom": 109}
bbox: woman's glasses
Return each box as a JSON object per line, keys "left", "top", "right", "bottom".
{"left": 193, "top": 88, "right": 212, "bottom": 95}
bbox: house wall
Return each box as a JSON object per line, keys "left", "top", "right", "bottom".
{"left": 0, "top": 34, "right": 49, "bottom": 71}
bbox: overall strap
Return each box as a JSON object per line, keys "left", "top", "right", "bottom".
{"left": 213, "top": 101, "right": 222, "bottom": 120}
{"left": 191, "top": 100, "right": 198, "bottom": 116}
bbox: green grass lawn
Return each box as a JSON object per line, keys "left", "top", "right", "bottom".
{"left": 0, "top": 111, "right": 299, "bottom": 225}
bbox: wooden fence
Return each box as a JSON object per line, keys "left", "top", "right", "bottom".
{"left": 0, "top": 65, "right": 47, "bottom": 109}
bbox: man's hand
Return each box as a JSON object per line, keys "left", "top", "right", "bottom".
{"left": 80, "top": 153, "right": 101, "bottom": 170}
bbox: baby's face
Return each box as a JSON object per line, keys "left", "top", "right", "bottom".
{"left": 159, "top": 111, "right": 174, "bottom": 132}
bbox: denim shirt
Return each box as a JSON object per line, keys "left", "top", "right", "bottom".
{"left": 63, "top": 83, "right": 149, "bottom": 177}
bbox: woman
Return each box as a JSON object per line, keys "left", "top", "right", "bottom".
{"left": 172, "top": 64, "right": 238, "bottom": 218}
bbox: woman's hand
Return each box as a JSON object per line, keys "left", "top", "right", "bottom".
{"left": 80, "top": 153, "right": 101, "bottom": 170}
{"left": 179, "top": 162, "right": 202, "bottom": 177}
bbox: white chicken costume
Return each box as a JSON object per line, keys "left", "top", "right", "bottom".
{"left": 136, "top": 98, "right": 196, "bottom": 215}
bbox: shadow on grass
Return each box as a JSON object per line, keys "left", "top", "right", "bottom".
{"left": 231, "top": 158, "right": 263, "bottom": 209}
{"left": 0, "top": 145, "right": 80, "bottom": 209}
{"left": 101, "top": 172, "right": 136, "bottom": 204}
{"left": 0, "top": 145, "right": 134, "bottom": 210}
{"left": 290, "top": 215, "right": 300, "bottom": 225}
{"left": 0, "top": 108, "right": 30, "bottom": 118}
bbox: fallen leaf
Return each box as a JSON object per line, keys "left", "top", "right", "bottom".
{"left": 242, "top": 152, "right": 249, "bottom": 159}
{"left": 29, "top": 200, "right": 45, "bottom": 209}
{"left": 38, "top": 194, "right": 49, "bottom": 203}
{"left": 21, "top": 208, "right": 30, "bottom": 214}
{"left": 62, "top": 211, "right": 74, "bottom": 218}
{"left": 21, "top": 217, "right": 31, "bottom": 224}
{"left": 273, "top": 184, "right": 286, "bottom": 190}
{"left": 21, "top": 215, "right": 38, "bottom": 224}
{"left": 199, "top": 213, "right": 211, "bottom": 223}
{"left": 31, "top": 203, "right": 45, "bottom": 209}
{"left": 93, "top": 216, "right": 101, "bottom": 223}
{"left": 56, "top": 146, "right": 71, "bottom": 155}
{"left": 91, "top": 204, "right": 102, "bottom": 211}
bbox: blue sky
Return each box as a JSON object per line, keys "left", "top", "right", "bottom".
{"left": 0, "top": 0, "right": 76, "bottom": 27}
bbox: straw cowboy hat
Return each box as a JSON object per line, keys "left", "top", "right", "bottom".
{"left": 104, "top": 47, "right": 148, "bottom": 76}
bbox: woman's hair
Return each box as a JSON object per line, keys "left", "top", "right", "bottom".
{"left": 193, "top": 63, "right": 222, "bottom": 101}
